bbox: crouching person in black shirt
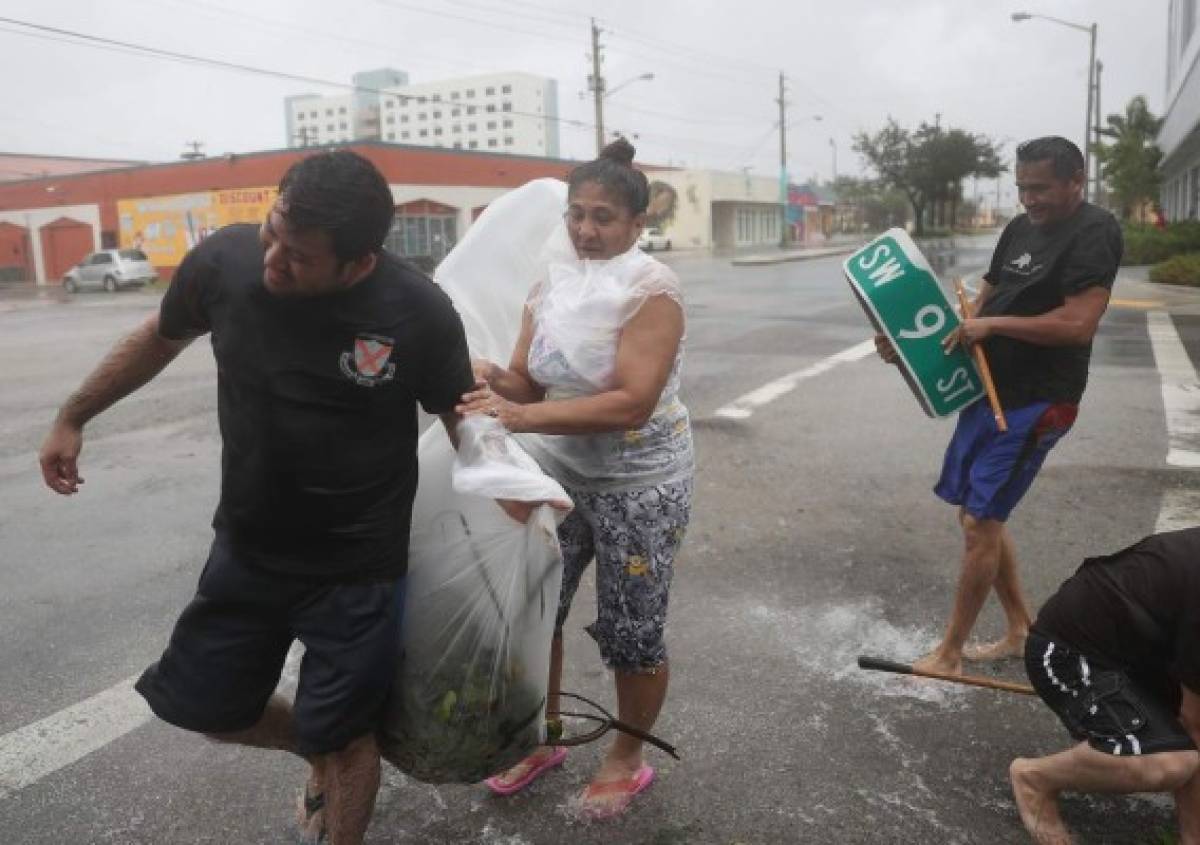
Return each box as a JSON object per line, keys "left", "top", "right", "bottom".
{"left": 37, "top": 152, "right": 556, "bottom": 844}
{"left": 1012, "top": 529, "right": 1200, "bottom": 843}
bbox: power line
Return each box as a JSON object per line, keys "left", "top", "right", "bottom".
{"left": 0, "top": 16, "right": 594, "bottom": 137}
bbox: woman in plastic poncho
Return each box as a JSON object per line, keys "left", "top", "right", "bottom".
{"left": 457, "top": 138, "right": 693, "bottom": 819}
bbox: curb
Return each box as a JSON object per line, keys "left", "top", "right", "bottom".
{"left": 730, "top": 245, "right": 860, "bottom": 267}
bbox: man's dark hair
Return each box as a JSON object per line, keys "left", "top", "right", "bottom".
{"left": 568, "top": 138, "right": 650, "bottom": 215}
{"left": 1016, "top": 136, "right": 1085, "bottom": 181}
{"left": 276, "top": 151, "right": 395, "bottom": 263}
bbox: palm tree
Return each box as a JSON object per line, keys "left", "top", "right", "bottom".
{"left": 1095, "top": 96, "right": 1164, "bottom": 221}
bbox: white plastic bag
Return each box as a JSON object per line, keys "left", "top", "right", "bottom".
{"left": 379, "top": 180, "right": 573, "bottom": 783}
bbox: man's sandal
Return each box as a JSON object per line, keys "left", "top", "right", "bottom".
{"left": 577, "top": 764, "right": 655, "bottom": 820}
{"left": 484, "top": 747, "right": 568, "bottom": 796}
{"left": 295, "top": 788, "right": 327, "bottom": 843}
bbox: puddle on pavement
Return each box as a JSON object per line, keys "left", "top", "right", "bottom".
{"left": 742, "top": 599, "right": 967, "bottom": 706}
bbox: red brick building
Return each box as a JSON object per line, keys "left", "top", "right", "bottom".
{"left": 0, "top": 142, "right": 580, "bottom": 284}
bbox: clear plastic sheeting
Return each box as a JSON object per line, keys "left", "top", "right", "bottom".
{"left": 379, "top": 179, "right": 572, "bottom": 784}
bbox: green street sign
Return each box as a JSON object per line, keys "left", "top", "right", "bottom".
{"left": 843, "top": 229, "right": 984, "bottom": 418}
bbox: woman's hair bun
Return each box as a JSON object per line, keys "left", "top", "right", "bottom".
{"left": 599, "top": 137, "right": 636, "bottom": 167}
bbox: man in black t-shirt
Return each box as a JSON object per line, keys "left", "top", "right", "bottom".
{"left": 876, "top": 137, "right": 1122, "bottom": 678}
{"left": 37, "top": 152, "right": 542, "bottom": 844}
{"left": 1011, "top": 529, "right": 1200, "bottom": 843}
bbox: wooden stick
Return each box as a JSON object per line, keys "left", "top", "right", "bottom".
{"left": 953, "top": 278, "right": 1008, "bottom": 432}
{"left": 858, "top": 655, "right": 1035, "bottom": 696}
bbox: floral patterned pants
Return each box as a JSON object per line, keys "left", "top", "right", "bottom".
{"left": 554, "top": 477, "right": 693, "bottom": 672}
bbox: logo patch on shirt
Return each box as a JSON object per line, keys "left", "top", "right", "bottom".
{"left": 340, "top": 334, "right": 396, "bottom": 387}
{"left": 1009, "top": 252, "right": 1043, "bottom": 276}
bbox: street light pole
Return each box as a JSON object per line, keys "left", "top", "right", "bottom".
{"left": 778, "top": 71, "right": 788, "bottom": 248}
{"left": 1011, "top": 12, "right": 1097, "bottom": 202}
{"left": 830, "top": 137, "right": 838, "bottom": 182}
{"left": 590, "top": 18, "right": 605, "bottom": 155}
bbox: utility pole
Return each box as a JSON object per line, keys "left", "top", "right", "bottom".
{"left": 1083, "top": 22, "right": 1096, "bottom": 202}
{"left": 180, "top": 141, "right": 205, "bottom": 161}
{"left": 777, "top": 71, "right": 788, "bottom": 247}
{"left": 589, "top": 19, "right": 606, "bottom": 155}
{"left": 1093, "top": 59, "right": 1104, "bottom": 205}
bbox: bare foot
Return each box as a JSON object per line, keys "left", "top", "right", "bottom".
{"left": 964, "top": 634, "right": 1027, "bottom": 662}
{"left": 591, "top": 753, "right": 643, "bottom": 786}
{"left": 913, "top": 650, "right": 962, "bottom": 677}
{"left": 1010, "top": 759, "right": 1074, "bottom": 844}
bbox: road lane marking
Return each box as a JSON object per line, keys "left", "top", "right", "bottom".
{"left": 1111, "top": 298, "right": 1164, "bottom": 310}
{"left": 1147, "top": 311, "right": 1200, "bottom": 467}
{"left": 713, "top": 339, "right": 876, "bottom": 420}
{"left": 1156, "top": 488, "right": 1200, "bottom": 533}
{"left": 0, "top": 674, "right": 149, "bottom": 801}
{"left": 0, "top": 643, "right": 304, "bottom": 801}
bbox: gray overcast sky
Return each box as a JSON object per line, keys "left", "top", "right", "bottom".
{"left": 0, "top": 0, "right": 1165, "bottom": 198}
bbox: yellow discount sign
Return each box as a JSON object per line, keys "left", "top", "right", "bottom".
{"left": 118, "top": 187, "right": 278, "bottom": 268}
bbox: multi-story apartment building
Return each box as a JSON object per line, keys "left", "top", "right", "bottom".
{"left": 1161, "top": 0, "right": 1200, "bottom": 219}
{"left": 376, "top": 72, "right": 559, "bottom": 158}
{"left": 285, "top": 69, "right": 559, "bottom": 158}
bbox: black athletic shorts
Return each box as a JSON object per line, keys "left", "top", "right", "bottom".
{"left": 1025, "top": 630, "right": 1195, "bottom": 756}
{"left": 135, "top": 533, "right": 405, "bottom": 756}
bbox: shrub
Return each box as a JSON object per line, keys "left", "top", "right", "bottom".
{"left": 1149, "top": 252, "right": 1200, "bottom": 286}
{"left": 1123, "top": 221, "right": 1200, "bottom": 265}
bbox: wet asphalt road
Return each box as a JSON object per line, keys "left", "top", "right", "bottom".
{"left": 3, "top": 239, "right": 1200, "bottom": 844}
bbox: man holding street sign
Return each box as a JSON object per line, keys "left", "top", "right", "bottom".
{"left": 875, "top": 136, "right": 1122, "bottom": 676}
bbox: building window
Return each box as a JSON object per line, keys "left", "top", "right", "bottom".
{"left": 486, "top": 104, "right": 496, "bottom": 113}
{"left": 401, "top": 131, "right": 410, "bottom": 139}
{"left": 467, "top": 106, "right": 477, "bottom": 115}
{"left": 466, "top": 89, "right": 476, "bottom": 97}
{"left": 385, "top": 211, "right": 457, "bottom": 263}
{"left": 339, "top": 106, "right": 347, "bottom": 114}
{"left": 504, "top": 137, "right": 513, "bottom": 145}
{"left": 385, "top": 116, "right": 394, "bottom": 125}
{"left": 468, "top": 122, "right": 477, "bottom": 131}
{"left": 401, "top": 115, "right": 409, "bottom": 123}
{"left": 451, "top": 91, "right": 460, "bottom": 100}
{"left": 502, "top": 102, "right": 512, "bottom": 112}
{"left": 453, "top": 141, "right": 462, "bottom": 149}
{"left": 433, "top": 110, "right": 441, "bottom": 118}
{"left": 488, "top": 138, "right": 498, "bottom": 148}
{"left": 420, "top": 129, "right": 428, "bottom": 138}
{"left": 387, "top": 132, "right": 395, "bottom": 140}
{"left": 310, "top": 111, "right": 318, "bottom": 119}
{"left": 452, "top": 124, "right": 462, "bottom": 133}
{"left": 384, "top": 100, "right": 394, "bottom": 109}
{"left": 325, "top": 108, "right": 333, "bottom": 116}
{"left": 469, "top": 140, "right": 478, "bottom": 149}
{"left": 502, "top": 84, "right": 512, "bottom": 94}
{"left": 452, "top": 108, "right": 461, "bottom": 117}
{"left": 418, "top": 96, "right": 427, "bottom": 104}
{"left": 327, "top": 124, "right": 335, "bottom": 131}
{"left": 503, "top": 119, "right": 513, "bottom": 128}
{"left": 487, "top": 121, "right": 497, "bottom": 130}
{"left": 339, "top": 121, "right": 348, "bottom": 129}
{"left": 433, "top": 127, "right": 443, "bottom": 136}
{"left": 432, "top": 94, "right": 441, "bottom": 102}
{"left": 486, "top": 86, "right": 495, "bottom": 95}
{"left": 418, "top": 112, "right": 427, "bottom": 121}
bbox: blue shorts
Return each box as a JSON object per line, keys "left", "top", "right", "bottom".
{"left": 135, "top": 533, "right": 406, "bottom": 756}
{"left": 934, "top": 399, "right": 1076, "bottom": 522}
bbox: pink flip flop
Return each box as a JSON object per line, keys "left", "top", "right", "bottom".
{"left": 484, "top": 747, "right": 568, "bottom": 796}
{"left": 577, "top": 764, "right": 656, "bottom": 820}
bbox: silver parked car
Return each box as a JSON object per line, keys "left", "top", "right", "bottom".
{"left": 63, "top": 249, "right": 157, "bottom": 293}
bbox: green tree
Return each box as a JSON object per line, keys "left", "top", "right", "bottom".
{"left": 853, "top": 119, "right": 1003, "bottom": 235}
{"left": 1095, "top": 95, "right": 1163, "bottom": 221}
{"left": 832, "top": 175, "right": 909, "bottom": 231}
